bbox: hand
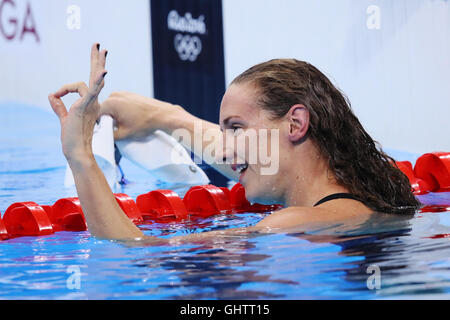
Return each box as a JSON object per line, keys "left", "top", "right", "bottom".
{"left": 99, "top": 91, "right": 185, "bottom": 140}
{"left": 49, "top": 43, "right": 108, "bottom": 161}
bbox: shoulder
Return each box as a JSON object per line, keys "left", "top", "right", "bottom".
{"left": 255, "top": 201, "right": 373, "bottom": 231}
{"left": 255, "top": 206, "right": 327, "bottom": 230}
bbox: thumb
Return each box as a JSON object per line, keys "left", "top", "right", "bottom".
{"left": 48, "top": 93, "right": 68, "bottom": 121}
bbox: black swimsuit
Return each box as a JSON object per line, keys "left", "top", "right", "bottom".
{"left": 313, "top": 193, "right": 361, "bottom": 207}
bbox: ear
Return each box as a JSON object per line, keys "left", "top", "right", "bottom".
{"left": 287, "top": 104, "right": 309, "bottom": 143}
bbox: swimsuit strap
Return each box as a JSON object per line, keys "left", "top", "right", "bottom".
{"left": 313, "top": 193, "right": 361, "bottom": 207}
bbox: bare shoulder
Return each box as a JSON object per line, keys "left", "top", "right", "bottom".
{"left": 256, "top": 206, "right": 326, "bottom": 229}
{"left": 256, "top": 201, "right": 373, "bottom": 230}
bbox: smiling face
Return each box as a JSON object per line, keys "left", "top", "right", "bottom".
{"left": 219, "top": 82, "right": 290, "bottom": 204}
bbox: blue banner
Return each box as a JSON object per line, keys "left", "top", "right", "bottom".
{"left": 150, "top": 0, "right": 225, "bottom": 124}
{"left": 150, "top": 0, "right": 229, "bottom": 186}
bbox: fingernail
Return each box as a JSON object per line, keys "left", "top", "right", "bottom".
{"left": 103, "top": 71, "right": 108, "bottom": 78}
{"left": 96, "top": 43, "right": 100, "bottom": 50}
{"left": 105, "top": 50, "right": 108, "bottom": 58}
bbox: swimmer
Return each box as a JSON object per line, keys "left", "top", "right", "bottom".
{"left": 48, "top": 44, "right": 421, "bottom": 243}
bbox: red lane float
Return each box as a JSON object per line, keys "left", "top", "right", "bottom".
{"left": 427, "top": 234, "right": 450, "bottom": 239}
{"left": 137, "top": 190, "right": 188, "bottom": 220}
{"left": 44, "top": 198, "right": 87, "bottom": 231}
{"left": 183, "top": 185, "right": 232, "bottom": 217}
{"left": 1, "top": 151, "right": 448, "bottom": 242}
{"left": 395, "top": 161, "right": 431, "bottom": 195}
{"left": 220, "top": 187, "right": 231, "bottom": 202}
{"left": 115, "top": 194, "right": 144, "bottom": 224}
{"left": 414, "top": 152, "right": 450, "bottom": 192}
{"left": 3, "top": 202, "right": 54, "bottom": 237}
{"left": 0, "top": 214, "right": 8, "bottom": 240}
{"left": 229, "top": 183, "right": 251, "bottom": 211}
{"left": 419, "top": 205, "right": 450, "bottom": 213}
{"left": 0, "top": 183, "right": 284, "bottom": 241}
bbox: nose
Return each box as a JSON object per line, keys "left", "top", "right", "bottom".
{"left": 217, "top": 131, "right": 235, "bottom": 164}
{"left": 221, "top": 147, "right": 236, "bottom": 164}
{"left": 218, "top": 131, "right": 247, "bottom": 165}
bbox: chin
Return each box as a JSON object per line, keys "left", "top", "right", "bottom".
{"left": 244, "top": 183, "right": 278, "bottom": 205}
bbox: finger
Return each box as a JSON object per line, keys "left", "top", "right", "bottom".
{"left": 91, "top": 43, "right": 100, "bottom": 65}
{"left": 89, "top": 43, "right": 100, "bottom": 88}
{"left": 53, "top": 82, "right": 88, "bottom": 99}
{"left": 48, "top": 94, "right": 68, "bottom": 121}
{"left": 88, "top": 70, "right": 107, "bottom": 99}
{"left": 99, "top": 49, "right": 107, "bottom": 70}
{"left": 93, "top": 49, "right": 107, "bottom": 91}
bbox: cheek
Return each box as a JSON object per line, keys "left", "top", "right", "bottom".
{"left": 251, "top": 128, "right": 283, "bottom": 175}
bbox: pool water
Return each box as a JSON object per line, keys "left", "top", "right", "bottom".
{"left": 1, "top": 103, "right": 450, "bottom": 300}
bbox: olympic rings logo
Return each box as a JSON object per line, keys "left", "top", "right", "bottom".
{"left": 174, "top": 33, "right": 202, "bottom": 62}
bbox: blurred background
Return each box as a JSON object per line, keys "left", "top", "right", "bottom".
{"left": 0, "top": 0, "right": 449, "bottom": 159}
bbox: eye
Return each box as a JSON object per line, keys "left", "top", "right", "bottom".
{"left": 230, "top": 125, "right": 244, "bottom": 136}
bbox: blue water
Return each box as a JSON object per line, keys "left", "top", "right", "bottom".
{"left": 1, "top": 103, "right": 450, "bottom": 300}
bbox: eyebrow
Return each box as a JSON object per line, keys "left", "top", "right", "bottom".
{"left": 221, "top": 117, "right": 232, "bottom": 129}
{"left": 221, "top": 116, "right": 243, "bottom": 129}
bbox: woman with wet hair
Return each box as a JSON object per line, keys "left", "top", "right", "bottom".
{"left": 229, "top": 59, "right": 420, "bottom": 214}
{"left": 48, "top": 44, "right": 420, "bottom": 242}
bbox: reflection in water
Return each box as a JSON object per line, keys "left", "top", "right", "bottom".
{"left": 1, "top": 207, "right": 450, "bottom": 299}
{"left": 133, "top": 238, "right": 297, "bottom": 299}
{"left": 130, "top": 207, "right": 450, "bottom": 299}
{"left": 289, "top": 210, "right": 450, "bottom": 298}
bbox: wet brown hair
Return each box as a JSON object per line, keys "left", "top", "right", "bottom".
{"left": 231, "top": 59, "right": 421, "bottom": 213}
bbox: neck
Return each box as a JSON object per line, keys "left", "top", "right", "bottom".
{"left": 281, "top": 141, "right": 349, "bottom": 207}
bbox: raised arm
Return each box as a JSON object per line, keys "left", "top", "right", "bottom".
{"left": 48, "top": 44, "right": 242, "bottom": 242}
{"left": 48, "top": 44, "right": 148, "bottom": 241}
